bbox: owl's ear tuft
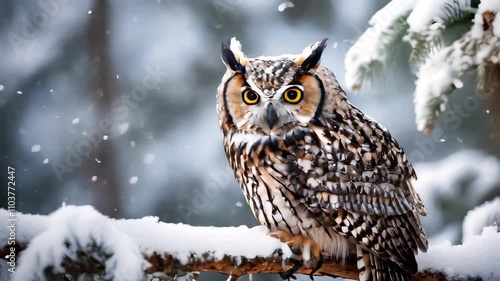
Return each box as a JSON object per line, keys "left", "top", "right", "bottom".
{"left": 296, "top": 38, "right": 328, "bottom": 72}
{"left": 221, "top": 38, "right": 248, "bottom": 74}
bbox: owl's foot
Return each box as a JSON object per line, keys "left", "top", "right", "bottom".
{"left": 270, "top": 231, "right": 323, "bottom": 280}
{"left": 279, "top": 260, "right": 300, "bottom": 280}
{"left": 309, "top": 253, "right": 324, "bottom": 279}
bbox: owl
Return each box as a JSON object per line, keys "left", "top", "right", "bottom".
{"left": 216, "top": 38, "right": 428, "bottom": 281}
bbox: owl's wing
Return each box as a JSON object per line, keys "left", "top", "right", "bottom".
{"left": 278, "top": 116, "right": 427, "bottom": 273}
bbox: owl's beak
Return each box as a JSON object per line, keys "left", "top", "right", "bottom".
{"left": 266, "top": 104, "right": 278, "bottom": 130}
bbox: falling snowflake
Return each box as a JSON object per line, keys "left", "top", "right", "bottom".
{"left": 129, "top": 176, "right": 138, "bottom": 184}
{"left": 143, "top": 153, "right": 155, "bottom": 164}
{"left": 31, "top": 145, "right": 41, "bottom": 152}
{"left": 278, "top": 1, "right": 294, "bottom": 12}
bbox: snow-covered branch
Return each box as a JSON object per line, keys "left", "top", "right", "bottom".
{"left": 1, "top": 206, "right": 498, "bottom": 281}
{"left": 345, "top": 0, "right": 500, "bottom": 133}
{"left": 0, "top": 206, "right": 357, "bottom": 281}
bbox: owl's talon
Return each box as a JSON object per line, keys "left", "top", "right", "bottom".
{"left": 270, "top": 231, "right": 322, "bottom": 280}
{"left": 308, "top": 253, "right": 323, "bottom": 280}
{"left": 279, "top": 259, "right": 301, "bottom": 280}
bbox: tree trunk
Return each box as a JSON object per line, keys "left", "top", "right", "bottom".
{"left": 482, "top": 62, "right": 500, "bottom": 155}
{"left": 86, "top": 0, "right": 121, "bottom": 217}
{"left": 480, "top": 11, "right": 500, "bottom": 156}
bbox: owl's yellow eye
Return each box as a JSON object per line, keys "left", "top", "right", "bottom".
{"left": 242, "top": 89, "right": 260, "bottom": 105}
{"left": 282, "top": 87, "right": 303, "bottom": 104}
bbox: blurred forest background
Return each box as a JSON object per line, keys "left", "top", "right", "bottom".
{"left": 0, "top": 0, "right": 499, "bottom": 280}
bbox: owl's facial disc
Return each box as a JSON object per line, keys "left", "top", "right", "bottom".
{"left": 220, "top": 37, "right": 329, "bottom": 135}
{"left": 230, "top": 80, "right": 314, "bottom": 134}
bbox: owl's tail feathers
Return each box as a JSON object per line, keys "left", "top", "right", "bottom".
{"left": 356, "top": 246, "right": 413, "bottom": 281}
{"left": 356, "top": 246, "right": 372, "bottom": 281}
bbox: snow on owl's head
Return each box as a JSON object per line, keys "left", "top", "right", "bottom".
{"left": 217, "top": 38, "right": 333, "bottom": 136}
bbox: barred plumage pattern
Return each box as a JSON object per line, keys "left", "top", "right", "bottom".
{"left": 217, "top": 38, "right": 428, "bottom": 281}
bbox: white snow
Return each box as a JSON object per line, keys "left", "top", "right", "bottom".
{"left": 478, "top": 0, "right": 500, "bottom": 13}
{"left": 407, "top": 0, "right": 475, "bottom": 33}
{"left": 472, "top": 0, "right": 500, "bottom": 38}
{"left": 43, "top": 158, "right": 49, "bottom": 164}
{"left": 494, "top": 14, "right": 500, "bottom": 38}
{"left": 143, "top": 153, "right": 155, "bottom": 165}
{"left": 5, "top": 206, "right": 146, "bottom": 281}
{"left": 417, "top": 1, "right": 500, "bottom": 131}
{"left": 117, "top": 122, "right": 130, "bottom": 135}
{"left": 0, "top": 206, "right": 292, "bottom": 280}
{"left": 278, "top": 2, "right": 294, "bottom": 12}
{"left": 475, "top": 0, "right": 500, "bottom": 38}
{"left": 344, "top": 0, "right": 418, "bottom": 91}
{"left": 31, "top": 144, "right": 41, "bottom": 152}
{"left": 0, "top": 212, "right": 50, "bottom": 244}
{"left": 413, "top": 26, "right": 500, "bottom": 131}
{"left": 413, "top": 50, "right": 452, "bottom": 132}
{"left": 407, "top": 0, "right": 445, "bottom": 33}
{"left": 471, "top": 11, "right": 485, "bottom": 39}
{"left": 91, "top": 176, "right": 98, "bottom": 181}
{"left": 414, "top": 150, "right": 500, "bottom": 236}
{"left": 2, "top": 205, "right": 500, "bottom": 279}
{"left": 345, "top": 0, "right": 500, "bottom": 132}
{"left": 72, "top": 118, "right": 80, "bottom": 125}
{"left": 418, "top": 226, "right": 500, "bottom": 280}
{"left": 129, "top": 176, "right": 139, "bottom": 184}
{"left": 16, "top": 90, "right": 22, "bottom": 95}
{"left": 463, "top": 198, "right": 500, "bottom": 243}
{"left": 0, "top": 85, "right": 4, "bottom": 91}
{"left": 116, "top": 217, "right": 291, "bottom": 265}
{"left": 405, "top": 0, "right": 476, "bottom": 64}
{"left": 103, "top": 134, "right": 109, "bottom": 140}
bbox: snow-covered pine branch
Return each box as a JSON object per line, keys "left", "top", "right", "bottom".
{"left": 344, "top": 0, "right": 500, "bottom": 134}
{"left": 344, "top": 0, "right": 416, "bottom": 92}
{"left": 1, "top": 205, "right": 499, "bottom": 281}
